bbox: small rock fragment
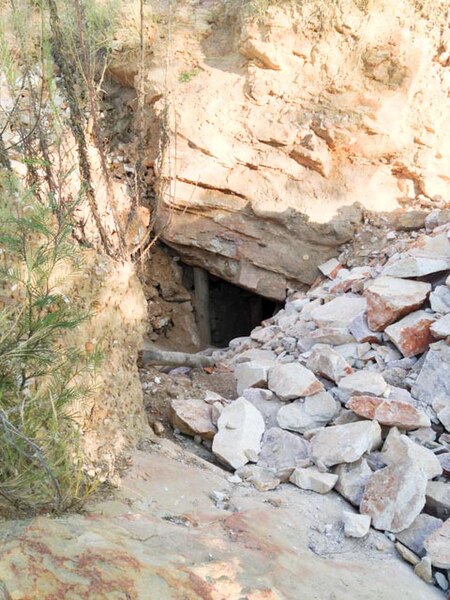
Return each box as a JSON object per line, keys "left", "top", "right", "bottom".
{"left": 414, "top": 556, "right": 433, "bottom": 583}
{"left": 236, "top": 465, "right": 280, "bottom": 492}
{"left": 310, "top": 295, "right": 367, "bottom": 329}
{"left": 430, "top": 285, "right": 450, "bottom": 314}
{"left": 289, "top": 467, "right": 338, "bottom": 494}
{"left": 268, "top": 363, "right": 323, "bottom": 401}
{"left": 342, "top": 511, "right": 371, "bottom": 538}
{"left": 395, "top": 542, "right": 420, "bottom": 565}
{"left": 430, "top": 313, "right": 450, "bottom": 339}
{"left": 385, "top": 310, "right": 436, "bottom": 357}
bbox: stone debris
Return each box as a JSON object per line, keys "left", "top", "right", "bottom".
{"left": 289, "top": 467, "right": 338, "bottom": 494}
{"left": 360, "top": 459, "right": 427, "bottom": 532}
{"left": 423, "top": 519, "right": 450, "bottom": 569}
{"left": 212, "top": 398, "right": 265, "bottom": 470}
{"left": 385, "top": 311, "right": 436, "bottom": 357}
{"left": 306, "top": 344, "right": 353, "bottom": 382}
{"left": 267, "top": 363, "right": 323, "bottom": 400}
{"left": 364, "top": 276, "right": 431, "bottom": 332}
{"left": 342, "top": 511, "right": 371, "bottom": 538}
{"left": 277, "top": 392, "right": 338, "bottom": 434}
{"left": 169, "top": 218, "right": 450, "bottom": 591}
{"left": 168, "top": 399, "right": 216, "bottom": 440}
{"left": 257, "top": 427, "right": 310, "bottom": 482}
{"left": 310, "top": 421, "right": 382, "bottom": 469}
{"left": 347, "top": 396, "right": 431, "bottom": 431}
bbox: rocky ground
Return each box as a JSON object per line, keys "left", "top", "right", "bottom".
{"left": 163, "top": 210, "right": 450, "bottom": 596}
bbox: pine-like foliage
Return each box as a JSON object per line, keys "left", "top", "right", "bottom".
{"left": 0, "top": 176, "right": 101, "bottom": 515}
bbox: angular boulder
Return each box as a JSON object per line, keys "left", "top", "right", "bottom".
{"left": 289, "top": 467, "right": 338, "bottom": 494}
{"left": 306, "top": 344, "right": 353, "bottom": 382}
{"left": 364, "top": 276, "right": 431, "bottom": 332}
{"left": 423, "top": 519, "right": 450, "bottom": 569}
{"left": 347, "top": 396, "right": 430, "bottom": 431}
{"left": 396, "top": 514, "right": 444, "bottom": 557}
{"left": 212, "top": 398, "right": 265, "bottom": 470}
{"left": 425, "top": 481, "right": 450, "bottom": 520}
{"left": 360, "top": 459, "right": 427, "bottom": 533}
{"left": 310, "top": 420, "right": 382, "bottom": 469}
{"left": 382, "top": 427, "right": 442, "bottom": 480}
{"left": 429, "top": 285, "right": 450, "bottom": 314}
{"left": 310, "top": 295, "right": 367, "bottom": 329}
{"left": 234, "top": 360, "right": 273, "bottom": 396}
{"left": 343, "top": 511, "right": 371, "bottom": 538}
{"left": 268, "top": 363, "right": 323, "bottom": 401}
{"left": 334, "top": 458, "right": 373, "bottom": 507}
{"left": 430, "top": 313, "right": 450, "bottom": 339}
{"left": 277, "top": 392, "right": 338, "bottom": 434}
{"left": 257, "top": 427, "right": 310, "bottom": 482}
{"left": 412, "top": 342, "right": 450, "bottom": 407}
{"left": 168, "top": 399, "right": 216, "bottom": 440}
{"left": 385, "top": 310, "right": 436, "bottom": 357}
{"left": 338, "top": 371, "right": 388, "bottom": 397}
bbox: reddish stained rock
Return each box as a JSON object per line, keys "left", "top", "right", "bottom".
{"left": 364, "top": 276, "right": 431, "bottom": 332}
{"left": 347, "top": 396, "right": 430, "bottom": 431}
{"left": 360, "top": 459, "right": 427, "bottom": 533}
{"left": 385, "top": 311, "right": 436, "bottom": 357}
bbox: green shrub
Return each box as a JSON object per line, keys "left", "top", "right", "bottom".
{"left": 0, "top": 176, "right": 101, "bottom": 515}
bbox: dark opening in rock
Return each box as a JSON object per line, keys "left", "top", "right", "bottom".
{"left": 181, "top": 264, "right": 279, "bottom": 347}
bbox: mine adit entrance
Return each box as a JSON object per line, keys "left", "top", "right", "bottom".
{"left": 181, "top": 264, "right": 280, "bottom": 348}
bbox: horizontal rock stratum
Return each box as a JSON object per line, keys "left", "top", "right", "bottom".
{"left": 109, "top": 0, "right": 450, "bottom": 299}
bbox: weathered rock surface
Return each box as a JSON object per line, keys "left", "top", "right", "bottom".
{"left": 396, "top": 514, "right": 444, "bottom": 557}
{"left": 412, "top": 342, "right": 450, "bottom": 408}
{"left": 334, "top": 459, "right": 373, "bottom": 507}
{"left": 268, "top": 363, "right": 323, "bottom": 400}
{"left": 382, "top": 428, "right": 442, "bottom": 480}
{"left": 360, "top": 459, "right": 427, "bottom": 532}
{"left": 310, "top": 296, "right": 366, "bottom": 329}
{"left": 212, "top": 398, "right": 265, "bottom": 469}
{"left": 425, "top": 482, "right": 450, "bottom": 520}
{"left": 423, "top": 519, "right": 450, "bottom": 569}
{"left": 310, "top": 421, "right": 382, "bottom": 468}
{"left": 277, "top": 392, "right": 338, "bottom": 434}
{"left": 290, "top": 467, "right": 338, "bottom": 494}
{"left": 343, "top": 512, "right": 371, "bottom": 538}
{"left": 364, "top": 276, "right": 431, "bottom": 332}
{"left": 257, "top": 427, "right": 310, "bottom": 482}
{"left": 168, "top": 399, "right": 216, "bottom": 440}
{"left": 306, "top": 344, "right": 353, "bottom": 382}
{"left": 347, "top": 396, "right": 430, "bottom": 431}
{"left": 385, "top": 311, "right": 436, "bottom": 357}
{"left": 338, "top": 371, "right": 388, "bottom": 397}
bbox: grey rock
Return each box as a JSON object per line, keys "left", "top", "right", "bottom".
{"left": 430, "top": 285, "right": 450, "bottom": 314}
{"left": 310, "top": 420, "right": 382, "bottom": 469}
{"left": 424, "top": 519, "right": 450, "bottom": 568}
{"left": 334, "top": 458, "right": 373, "bottom": 507}
{"left": 425, "top": 481, "right": 450, "bottom": 520}
{"left": 234, "top": 360, "right": 274, "bottom": 396}
{"left": 382, "top": 428, "right": 442, "bottom": 480}
{"left": 412, "top": 342, "right": 450, "bottom": 407}
{"left": 430, "top": 313, "right": 450, "bottom": 339}
{"left": 257, "top": 427, "right": 310, "bottom": 482}
{"left": 289, "top": 467, "right": 338, "bottom": 494}
{"left": 342, "top": 511, "right": 371, "bottom": 538}
{"left": 268, "top": 363, "right": 323, "bottom": 401}
{"left": 396, "top": 514, "right": 443, "bottom": 557}
{"left": 212, "top": 398, "right": 265, "bottom": 470}
{"left": 277, "top": 392, "right": 338, "bottom": 434}
{"left": 349, "top": 313, "right": 383, "bottom": 343}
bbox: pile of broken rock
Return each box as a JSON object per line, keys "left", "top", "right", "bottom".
{"left": 168, "top": 215, "right": 450, "bottom": 591}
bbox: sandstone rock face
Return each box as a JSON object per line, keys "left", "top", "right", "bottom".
{"left": 347, "top": 396, "right": 430, "bottom": 431}
{"left": 364, "top": 276, "right": 431, "bottom": 332}
{"left": 116, "top": 1, "right": 450, "bottom": 298}
{"left": 360, "top": 459, "right": 427, "bottom": 533}
{"left": 212, "top": 398, "right": 265, "bottom": 469}
{"left": 268, "top": 363, "right": 323, "bottom": 400}
{"left": 310, "top": 421, "right": 382, "bottom": 469}
{"left": 168, "top": 399, "right": 216, "bottom": 440}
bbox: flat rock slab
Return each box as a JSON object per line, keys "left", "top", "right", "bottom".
{"left": 364, "top": 276, "right": 431, "bottom": 332}
{"left": 168, "top": 399, "right": 216, "bottom": 440}
{"left": 347, "top": 396, "right": 430, "bottom": 430}
{"left": 412, "top": 341, "right": 450, "bottom": 407}
{"left": 257, "top": 426, "right": 310, "bottom": 482}
{"left": 277, "top": 392, "right": 338, "bottom": 434}
{"left": 310, "top": 295, "right": 367, "bottom": 329}
{"left": 338, "top": 371, "right": 388, "bottom": 397}
{"left": 290, "top": 467, "right": 338, "bottom": 494}
{"left": 360, "top": 459, "right": 427, "bottom": 533}
{"left": 268, "top": 363, "right": 323, "bottom": 400}
{"left": 423, "top": 519, "right": 450, "bottom": 569}
{"left": 396, "top": 514, "right": 444, "bottom": 557}
{"left": 306, "top": 344, "right": 353, "bottom": 382}
{"left": 385, "top": 310, "right": 436, "bottom": 357}
{"left": 310, "top": 420, "right": 382, "bottom": 469}
{"left": 212, "top": 398, "right": 265, "bottom": 470}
